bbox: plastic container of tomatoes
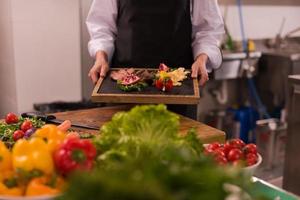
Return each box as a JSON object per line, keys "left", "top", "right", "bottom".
{"left": 203, "top": 139, "right": 262, "bottom": 176}
{"left": 242, "top": 153, "right": 262, "bottom": 176}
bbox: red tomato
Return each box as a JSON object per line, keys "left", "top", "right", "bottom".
{"left": 243, "top": 144, "right": 257, "bottom": 155}
{"left": 212, "top": 148, "right": 226, "bottom": 158}
{"left": 227, "top": 148, "right": 243, "bottom": 162}
{"left": 155, "top": 79, "right": 164, "bottom": 90}
{"left": 245, "top": 153, "right": 258, "bottom": 166}
{"left": 207, "top": 142, "right": 221, "bottom": 151}
{"left": 20, "top": 120, "right": 33, "bottom": 132}
{"left": 223, "top": 143, "right": 232, "bottom": 156}
{"left": 164, "top": 79, "right": 173, "bottom": 91}
{"left": 5, "top": 113, "right": 19, "bottom": 124}
{"left": 215, "top": 155, "right": 228, "bottom": 165}
{"left": 246, "top": 158, "right": 257, "bottom": 166}
{"left": 204, "top": 146, "right": 215, "bottom": 156}
{"left": 155, "top": 78, "right": 173, "bottom": 92}
{"left": 227, "top": 139, "right": 245, "bottom": 149}
{"left": 13, "top": 130, "right": 25, "bottom": 141}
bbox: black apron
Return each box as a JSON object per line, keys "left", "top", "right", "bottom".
{"left": 112, "top": 0, "right": 197, "bottom": 120}
{"left": 112, "top": 0, "right": 193, "bottom": 68}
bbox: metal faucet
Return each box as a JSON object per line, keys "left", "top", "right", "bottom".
{"left": 283, "top": 26, "right": 300, "bottom": 40}
{"left": 267, "top": 22, "right": 300, "bottom": 49}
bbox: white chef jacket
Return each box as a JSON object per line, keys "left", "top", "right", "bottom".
{"left": 86, "top": 0, "right": 224, "bottom": 71}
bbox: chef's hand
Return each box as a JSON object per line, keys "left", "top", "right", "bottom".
{"left": 191, "top": 53, "right": 209, "bottom": 86}
{"left": 88, "top": 51, "right": 109, "bottom": 85}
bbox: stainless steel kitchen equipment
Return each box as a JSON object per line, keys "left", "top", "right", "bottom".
{"left": 255, "top": 118, "right": 286, "bottom": 169}
{"left": 283, "top": 75, "right": 300, "bottom": 196}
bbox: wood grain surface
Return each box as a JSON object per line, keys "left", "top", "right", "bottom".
{"left": 53, "top": 105, "right": 225, "bottom": 143}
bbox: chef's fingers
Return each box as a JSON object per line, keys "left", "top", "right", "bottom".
{"left": 88, "top": 70, "right": 99, "bottom": 85}
{"left": 191, "top": 64, "right": 199, "bottom": 78}
{"left": 100, "top": 63, "right": 109, "bottom": 78}
{"left": 199, "top": 68, "right": 209, "bottom": 86}
{"left": 88, "top": 64, "right": 101, "bottom": 85}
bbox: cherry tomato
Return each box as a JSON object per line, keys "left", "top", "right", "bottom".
{"left": 5, "top": 113, "right": 19, "bottom": 124}
{"left": 155, "top": 79, "right": 164, "bottom": 90}
{"left": 223, "top": 143, "right": 232, "bottom": 156}
{"left": 155, "top": 78, "right": 173, "bottom": 92}
{"left": 13, "top": 130, "right": 25, "bottom": 141}
{"left": 243, "top": 144, "right": 257, "bottom": 155}
{"left": 164, "top": 79, "right": 173, "bottom": 91}
{"left": 212, "top": 148, "right": 226, "bottom": 158}
{"left": 215, "top": 155, "right": 228, "bottom": 165}
{"left": 207, "top": 142, "right": 221, "bottom": 151}
{"left": 227, "top": 148, "right": 243, "bottom": 162}
{"left": 246, "top": 158, "right": 258, "bottom": 166}
{"left": 204, "top": 147, "right": 214, "bottom": 155}
{"left": 245, "top": 153, "right": 258, "bottom": 166}
{"left": 227, "top": 139, "right": 245, "bottom": 149}
{"left": 20, "top": 120, "right": 33, "bottom": 132}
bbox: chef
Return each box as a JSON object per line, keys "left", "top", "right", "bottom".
{"left": 86, "top": 0, "right": 224, "bottom": 119}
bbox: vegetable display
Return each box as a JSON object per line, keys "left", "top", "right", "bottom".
{"left": 0, "top": 120, "right": 97, "bottom": 197}
{"left": 0, "top": 113, "right": 45, "bottom": 146}
{"left": 0, "top": 106, "right": 266, "bottom": 199}
{"left": 61, "top": 105, "right": 265, "bottom": 200}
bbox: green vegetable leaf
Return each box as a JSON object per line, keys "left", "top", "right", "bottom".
{"left": 117, "top": 81, "right": 148, "bottom": 92}
{"left": 93, "top": 105, "right": 180, "bottom": 162}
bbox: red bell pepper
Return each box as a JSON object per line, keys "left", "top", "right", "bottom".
{"left": 54, "top": 137, "right": 97, "bottom": 175}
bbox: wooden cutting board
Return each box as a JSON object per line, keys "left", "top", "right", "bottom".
{"left": 91, "top": 68, "right": 200, "bottom": 105}
{"left": 53, "top": 105, "right": 225, "bottom": 143}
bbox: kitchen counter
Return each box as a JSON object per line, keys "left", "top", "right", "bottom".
{"left": 263, "top": 50, "right": 300, "bottom": 61}
{"left": 53, "top": 105, "right": 226, "bottom": 143}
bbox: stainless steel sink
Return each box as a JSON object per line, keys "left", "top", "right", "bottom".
{"left": 214, "top": 51, "right": 262, "bottom": 80}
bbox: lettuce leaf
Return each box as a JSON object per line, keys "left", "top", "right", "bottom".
{"left": 93, "top": 104, "right": 182, "bottom": 162}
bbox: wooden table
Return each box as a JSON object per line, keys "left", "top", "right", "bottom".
{"left": 53, "top": 105, "right": 225, "bottom": 143}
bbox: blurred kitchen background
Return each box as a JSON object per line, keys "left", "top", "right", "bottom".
{"left": 1, "top": 0, "right": 300, "bottom": 195}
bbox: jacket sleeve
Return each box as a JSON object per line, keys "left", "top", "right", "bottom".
{"left": 192, "top": 0, "right": 225, "bottom": 72}
{"left": 86, "top": 0, "right": 118, "bottom": 62}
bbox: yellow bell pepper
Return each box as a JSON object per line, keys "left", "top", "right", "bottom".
{"left": 25, "top": 175, "right": 66, "bottom": 196}
{"left": 34, "top": 124, "right": 66, "bottom": 152}
{"left": 12, "top": 138, "right": 54, "bottom": 175}
{"left": 0, "top": 171, "right": 23, "bottom": 196}
{"left": 0, "top": 141, "right": 12, "bottom": 171}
